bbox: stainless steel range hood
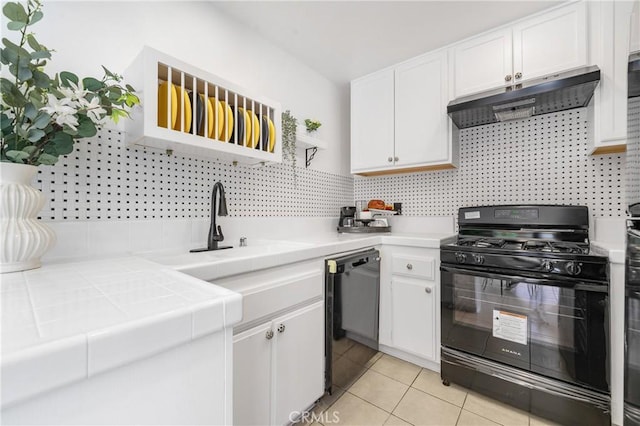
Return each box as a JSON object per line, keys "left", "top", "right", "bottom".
{"left": 629, "top": 52, "right": 640, "bottom": 98}
{"left": 447, "top": 66, "right": 600, "bottom": 129}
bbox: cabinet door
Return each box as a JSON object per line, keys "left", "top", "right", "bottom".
{"left": 273, "top": 301, "right": 324, "bottom": 426}
{"left": 451, "top": 28, "right": 513, "bottom": 98}
{"left": 390, "top": 277, "right": 436, "bottom": 361}
{"left": 394, "top": 51, "right": 450, "bottom": 167}
{"left": 512, "top": 2, "right": 587, "bottom": 82}
{"left": 351, "top": 69, "right": 395, "bottom": 172}
{"left": 233, "top": 323, "right": 273, "bottom": 426}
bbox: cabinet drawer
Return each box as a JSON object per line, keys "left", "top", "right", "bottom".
{"left": 240, "top": 271, "right": 323, "bottom": 327}
{"left": 391, "top": 254, "right": 435, "bottom": 280}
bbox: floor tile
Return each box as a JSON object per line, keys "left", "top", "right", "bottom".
{"left": 393, "top": 388, "right": 461, "bottom": 426}
{"left": 530, "top": 414, "right": 561, "bottom": 426}
{"left": 463, "top": 392, "right": 529, "bottom": 426}
{"left": 344, "top": 341, "right": 379, "bottom": 366}
{"left": 365, "top": 351, "right": 384, "bottom": 368}
{"left": 412, "top": 368, "right": 467, "bottom": 407}
{"left": 349, "top": 369, "right": 409, "bottom": 412}
{"left": 385, "top": 415, "right": 413, "bottom": 425}
{"left": 456, "top": 410, "right": 501, "bottom": 426}
{"left": 329, "top": 392, "right": 389, "bottom": 425}
{"left": 370, "top": 354, "right": 421, "bottom": 385}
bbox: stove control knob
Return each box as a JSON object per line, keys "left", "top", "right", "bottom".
{"left": 455, "top": 252, "right": 467, "bottom": 264}
{"left": 565, "top": 261, "right": 582, "bottom": 276}
{"left": 541, "top": 260, "right": 554, "bottom": 272}
{"left": 473, "top": 255, "right": 485, "bottom": 265}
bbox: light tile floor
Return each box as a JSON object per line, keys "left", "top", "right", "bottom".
{"left": 301, "top": 352, "right": 561, "bottom": 426}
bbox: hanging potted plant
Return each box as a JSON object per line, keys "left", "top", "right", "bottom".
{"left": 281, "top": 110, "right": 298, "bottom": 183}
{"left": 0, "top": 0, "right": 140, "bottom": 273}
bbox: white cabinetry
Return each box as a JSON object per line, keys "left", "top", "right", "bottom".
{"left": 379, "top": 246, "right": 440, "bottom": 370}
{"left": 351, "top": 50, "right": 457, "bottom": 176}
{"left": 351, "top": 70, "right": 394, "bottom": 172}
{"left": 451, "top": 2, "right": 587, "bottom": 99}
{"left": 588, "top": 0, "right": 636, "bottom": 154}
{"left": 216, "top": 260, "right": 325, "bottom": 426}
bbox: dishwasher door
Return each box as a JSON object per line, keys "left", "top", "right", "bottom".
{"left": 325, "top": 249, "right": 380, "bottom": 394}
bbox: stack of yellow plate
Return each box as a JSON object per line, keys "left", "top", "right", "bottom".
{"left": 157, "top": 82, "right": 191, "bottom": 133}
{"left": 219, "top": 101, "right": 234, "bottom": 142}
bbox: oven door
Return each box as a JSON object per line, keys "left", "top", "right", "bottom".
{"left": 626, "top": 288, "right": 640, "bottom": 411}
{"left": 441, "top": 265, "right": 609, "bottom": 392}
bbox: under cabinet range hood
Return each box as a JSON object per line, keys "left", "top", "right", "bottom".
{"left": 630, "top": 52, "right": 640, "bottom": 98}
{"left": 447, "top": 66, "right": 601, "bottom": 129}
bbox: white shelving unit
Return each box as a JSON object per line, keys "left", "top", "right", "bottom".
{"left": 295, "top": 130, "right": 327, "bottom": 168}
{"left": 124, "top": 47, "right": 282, "bottom": 165}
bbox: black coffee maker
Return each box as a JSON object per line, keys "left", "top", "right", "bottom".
{"left": 339, "top": 206, "right": 356, "bottom": 226}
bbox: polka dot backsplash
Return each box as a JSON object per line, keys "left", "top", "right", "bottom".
{"left": 627, "top": 97, "right": 640, "bottom": 210}
{"left": 34, "top": 131, "right": 354, "bottom": 220}
{"left": 355, "top": 107, "right": 626, "bottom": 218}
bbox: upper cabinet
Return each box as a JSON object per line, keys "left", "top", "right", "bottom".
{"left": 351, "top": 50, "right": 457, "bottom": 176}
{"left": 451, "top": 2, "right": 587, "bottom": 99}
{"left": 588, "top": 0, "right": 636, "bottom": 154}
{"left": 451, "top": 29, "right": 513, "bottom": 99}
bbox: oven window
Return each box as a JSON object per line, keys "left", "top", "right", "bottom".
{"left": 442, "top": 270, "right": 608, "bottom": 392}
{"left": 626, "top": 295, "right": 640, "bottom": 406}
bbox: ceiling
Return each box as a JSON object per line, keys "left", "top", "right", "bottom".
{"left": 213, "top": 1, "right": 564, "bottom": 84}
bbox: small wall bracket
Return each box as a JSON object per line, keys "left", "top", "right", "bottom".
{"left": 305, "top": 147, "right": 318, "bottom": 168}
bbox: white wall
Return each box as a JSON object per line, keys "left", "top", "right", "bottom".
{"left": 10, "top": 1, "right": 350, "bottom": 175}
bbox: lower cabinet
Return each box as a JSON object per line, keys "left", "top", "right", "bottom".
{"left": 390, "top": 277, "right": 437, "bottom": 361}
{"left": 380, "top": 245, "right": 440, "bottom": 367}
{"left": 234, "top": 302, "right": 324, "bottom": 425}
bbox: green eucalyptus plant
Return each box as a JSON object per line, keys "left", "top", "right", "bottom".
{"left": 0, "top": 0, "right": 140, "bottom": 166}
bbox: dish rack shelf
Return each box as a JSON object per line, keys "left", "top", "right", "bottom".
{"left": 124, "top": 46, "right": 282, "bottom": 164}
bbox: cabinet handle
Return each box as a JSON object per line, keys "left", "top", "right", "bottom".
{"left": 277, "top": 324, "right": 285, "bottom": 333}
{"left": 425, "top": 287, "right": 432, "bottom": 294}
{"left": 394, "top": 156, "right": 399, "bottom": 162}
{"left": 505, "top": 74, "right": 512, "bottom": 82}
{"left": 406, "top": 263, "right": 413, "bottom": 270}
{"left": 387, "top": 157, "right": 393, "bottom": 162}
{"left": 515, "top": 72, "right": 522, "bottom": 80}
{"left": 266, "top": 330, "right": 274, "bottom": 340}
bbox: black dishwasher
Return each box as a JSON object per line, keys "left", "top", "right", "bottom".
{"left": 325, "top": 248, "right": 380, "bottom": 394}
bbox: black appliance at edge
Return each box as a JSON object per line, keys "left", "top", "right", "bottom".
{"left": 339, "top": 206, "right": 356, "bottom": 227}
{"left": 447, "top": 66, "right": 600, "bottom": 129}
{"left": 440, "top": 205, "right": 610, "bottom": 426}
{"left": 625, "top": 51, "right": 640, "bottom": 426}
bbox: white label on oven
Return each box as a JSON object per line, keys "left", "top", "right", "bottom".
{"left": 464, "top": 211, "right": 481, "bottom": 219}
{"left": 492, "top": 310, "right": 527, "bottom": 345}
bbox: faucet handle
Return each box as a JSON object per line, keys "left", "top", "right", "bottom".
{"left": 213, "top": 225, "right": 224, "bottom": 242}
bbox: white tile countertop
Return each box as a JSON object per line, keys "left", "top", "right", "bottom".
{"left": 0, "top": 257, "right": 242, "bottom": 408}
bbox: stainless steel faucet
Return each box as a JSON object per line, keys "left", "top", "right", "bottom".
{"left": 190, "top": 181, "right": 232, "bottom": 252}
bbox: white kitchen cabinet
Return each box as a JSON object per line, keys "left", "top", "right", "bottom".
{"left": 216, "top": 260, "right": 325, "bottom": 426}
{"left": 351, "top": 50, "right": 457, "bottom": 175}
{"left": 390, "top": 277, "right": 437, "bottom": 361}
{"left": 273, "top": 302, "right": 325, "bottom": 426}
{"left": 395, "top": 53, "right": 451, "bottom": 167}
{"left": 234, "top": 302, "right": 324, "bottom": 426}
{"left": 233, "top": 323, "right": 273, "bottom": 426}
{"left": 451, "top": 2, "right": 587, "bottom": 99}
{"left": 350, "top": 69, "right": 394, "bottom": 171}
{"left": 379, "top": 245, "right": 440, "bottom": 370}
{"left": 451, "top": 28, "right": 513, "bottom": 99}
{"left": 588, "top": 0, "right": 636, "bottom": 154}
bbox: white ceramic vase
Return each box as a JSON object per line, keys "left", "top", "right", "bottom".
{"left": 0, "top": 162, "right": 55, "bottom": 273}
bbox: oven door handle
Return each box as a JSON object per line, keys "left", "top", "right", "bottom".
{"left": 440, "top": 266, "right": 607, "bottom": 292}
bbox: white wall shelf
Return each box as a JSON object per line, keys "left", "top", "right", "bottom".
{"left": 296, "top": 131, "right": 327, "bottom": 167}
{"left": 124, "top": 46, "right": 282, "bottom": 165}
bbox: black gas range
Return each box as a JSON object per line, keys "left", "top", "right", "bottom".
{"left": 441, "top": 205, "right": 608, "bottom": 283}
{"left": 440, "top": 205, "right": 611, "bottom": 426}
